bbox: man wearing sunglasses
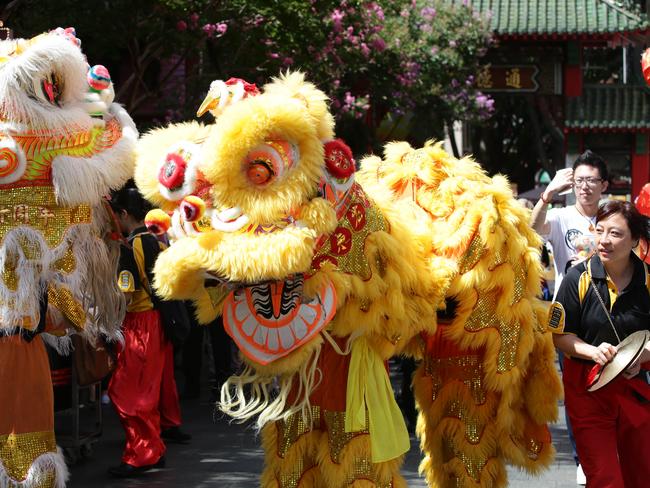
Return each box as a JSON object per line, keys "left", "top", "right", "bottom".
{"left": 531, "top": 149, "right": 609, "bottom": 485}
{"left": 532, "top": 150, "right": 609, "bottom": 296}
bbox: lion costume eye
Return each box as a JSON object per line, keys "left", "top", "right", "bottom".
{"left": 244, "top": 140, "right": 299, "bottom": 186}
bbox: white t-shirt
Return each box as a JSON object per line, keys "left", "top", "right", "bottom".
{"left": 543, "top": 205, "right": 597, "bottom": 297}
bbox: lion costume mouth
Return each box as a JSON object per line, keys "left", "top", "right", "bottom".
{"left": 222, "top": 275, "right": 337, "bottom": 364}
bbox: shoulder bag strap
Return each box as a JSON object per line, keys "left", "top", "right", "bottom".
{"left": 588, "top": 273, "right": 622, "bottom": 344}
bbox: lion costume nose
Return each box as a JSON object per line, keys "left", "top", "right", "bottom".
{"left": 158, "top": 152, "right": 187, "bottom": 191}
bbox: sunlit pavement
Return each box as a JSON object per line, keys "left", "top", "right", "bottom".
{"left": 64, "top": 357, "right": 575, "bottom": 487}
{"left": 65, "top": 391, "right": 576, "bottom": 488}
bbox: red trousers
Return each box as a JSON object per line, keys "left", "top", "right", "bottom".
{"left": 563, "top": 357, "right": 650, "bottom": 488}
{"left": 109, "top": 310, "right": 181, "bottom": 467}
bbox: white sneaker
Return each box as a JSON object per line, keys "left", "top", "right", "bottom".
{"left": 576, "top": 464, "right": 586, "bottom": 485}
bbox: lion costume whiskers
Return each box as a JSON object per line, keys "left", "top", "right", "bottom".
{"left": 134, "top": 72, "right": 560, "bottom": 487}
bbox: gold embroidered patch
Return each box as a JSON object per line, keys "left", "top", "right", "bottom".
{"left": 547, "top": 302, "right": 565, "bottom": 333}
{"left": 118, "top": 270, "right": 134, "bottom": 292}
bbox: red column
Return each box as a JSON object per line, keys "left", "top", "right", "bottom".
{"left": 632, "top": 134, "right": 650, "bottom": 200}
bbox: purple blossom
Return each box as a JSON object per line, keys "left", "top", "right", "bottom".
{"left": 420, "top": 7, "right": 436, "bottom": 21}
{"left": 176, "top": 20, "right": 187, "bottom": 31}
{"left": 331, "top": 9, "right": 345, "bottom": 32}
{"left": 371, "top": 37, "right": 386, "bottom": 52}
{"left": 282, "top": 57, "right": 294, "bottom": 66}
{"left": 202, "top": 24, "right": 215, "bottom": 38}
{"left": 360, "top": 42, "right": 370, "bottom": 57}
{"left": 216, "top": 22, "right": 228, "bottom": 35}
{"left": 430, "top": 46, "right": 439, "bottom": 55}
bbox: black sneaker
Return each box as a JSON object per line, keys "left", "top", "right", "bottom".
{"left": 107, "top": 457, "right": 165, "bottom": 478}
{"left": 161, "top": 426, "right": 192, "bottom": 444}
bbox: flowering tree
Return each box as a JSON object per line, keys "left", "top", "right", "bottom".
{"left": 4, "top": 0, "right": 493, "bottom": 153}
{"left": 380, "top": 0, "right": 494, "bottom": 154}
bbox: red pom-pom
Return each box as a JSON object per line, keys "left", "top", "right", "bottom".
{"left": 158, "top": 153, "right": 187, "bottom": 190}
{"left": 324, "top": 139, "right": 355, "bottom": 179}
{"left": 642, "top": 49, "right": 650, "bottom": 87}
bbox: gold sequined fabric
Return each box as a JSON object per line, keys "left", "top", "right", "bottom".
{"left": 347, "top": 456, "right": 393, "bottom": 488}
{"left": 323, "top": 410, "right": 368, "bottom": 464}
{"left": 275, "top": 408, "right": 395, "bottom": 487}
{"left": 277, "top": 407, "right": 321, "bottom": 459}
{"left": 53, "top": 247, "right": 76, "bottom": 275}
{"left": 310, "top": 184, "right": 387, "bottom": 280}
{"left": 0, "top": 430, "right": 56, "bottom": 482}
{"left": 425, "top": 355, "right": 486, "bottom": 405}
{"left": 0, "top": 186, "right": 91, "bottom": 248}
{"left": 442, "top": 437, "right": 489, "bottom": 483}
{"left": 278, "top": 456, "right": 316, "bottom": 488}
{"left": 457, "top": 234, "right": 484, "bottom": 274}
{"left": 464, "top": 291, "right": 521, "bottom": 373}
{"left": 47, "top": 284, "right": 86, "bottom": 331}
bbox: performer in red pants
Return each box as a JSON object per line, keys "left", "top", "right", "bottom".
{"left": 107, "top": 184, "right": 190, "bottom": 478}
{"left": 550, "top": 200, "right": 650, "bottom": 488}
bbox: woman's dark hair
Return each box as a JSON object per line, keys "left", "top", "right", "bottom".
{"left": 573, "top": 149, "right": 609, "bottom": 182}
{"left": 108, "top": 180, "right": 152, "bottom": 222}
{"left": 596, "top": 200, "right": 649, "bottom": 241}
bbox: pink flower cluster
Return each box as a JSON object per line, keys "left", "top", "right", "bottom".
{"left": 176, "top": 12, "right": 228, "bottom": 39}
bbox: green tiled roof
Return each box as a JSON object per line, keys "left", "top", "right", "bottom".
{"left": 565, "top": 85, "right": 650, "bottom": 130}
{"left": 450, "top": 0, "right": 649, "bottom": 37}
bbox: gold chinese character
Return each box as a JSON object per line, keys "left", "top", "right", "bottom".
{"left": 0, "top": 207, "right": 10, "bottom": 224}
{"left": 13, "top": 204, "right": 29, "bottom": 224}
{"left": 39, "top": 207, "right": 56, "bottom": 227}
{"left": 506, "top": 68, "right": 521, "bottom": 89}
{"left": 477, "top": 66, "right": 493, "bottom": 89}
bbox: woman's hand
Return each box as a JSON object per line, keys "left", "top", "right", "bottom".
{"left": 590, "top": 342, "right": 617, "bottom": 366}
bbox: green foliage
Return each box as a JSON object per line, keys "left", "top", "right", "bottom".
{"left": 4, "top": 0, "right": 493, "bottom": 150}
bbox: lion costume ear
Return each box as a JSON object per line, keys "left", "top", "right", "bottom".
{"left": 263, "top": 71, "right": 335, "bottom": 142}
{"left": 324, "top": 139, "right": 355, "bottom": 179}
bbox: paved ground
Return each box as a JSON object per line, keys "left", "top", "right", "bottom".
{"left": 62, "top": 363, "right": 577, "bottom": 487}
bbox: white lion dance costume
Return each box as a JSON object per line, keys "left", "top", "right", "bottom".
{"left": 133, "top": 73, "right": 561, "bottom": 487}
{"left": 0, "top": 28, "right": 136, "bottom": 487}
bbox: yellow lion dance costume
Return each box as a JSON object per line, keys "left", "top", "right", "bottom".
{"left": 134, "top": 73, "right": 561, "bottom": 487}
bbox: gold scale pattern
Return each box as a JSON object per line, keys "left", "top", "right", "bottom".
{"left": 426, "top": 356, "right": 490, "bottom": 481}
{"left": 442, "top": 437, "right": 489, "bottom": 484}
{"left": 323, "top": 410, "right": 368, "bottom": 464}
{"left": 278, "top": 456, "right": 316, "bottom": 488}
{"left": 457, "top": 234, "right": 485, "bottom": 275}
{"left": 444, "top": 400, "right": 485, "bottom": 445}
{"left": 0, "top": 430, "right": 57, "bottom": 482}
{"left": 464, "top": 288, "right": 521, "bottom": 374}
{"left": 310, "top": 185, "right": 387, "bottom": 281}
{"left": 277, "top": 406, "right": 321, "bottom": 458}
{"left": 425, "top": 355, "right": 486, "bottom": 406}
{"left": 276, "top": 408, "right": 392, "bottom": 488}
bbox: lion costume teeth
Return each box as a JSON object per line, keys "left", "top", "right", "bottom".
{"left": 134, "top": 71, "right": 560, "bottom": 487}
